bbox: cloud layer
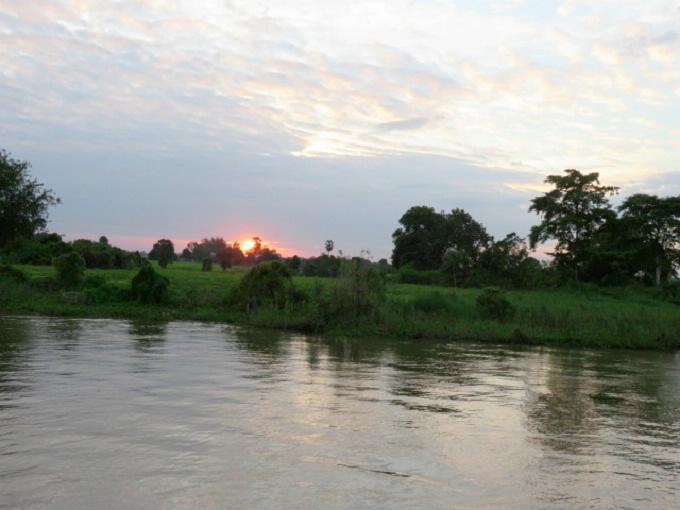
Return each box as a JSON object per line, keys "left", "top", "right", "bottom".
{"left": 1, "top": 0, "right": 678, "bottom": 255}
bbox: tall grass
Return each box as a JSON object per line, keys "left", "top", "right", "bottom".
{"left": 2, "top": 262, "right": 679, "bottom": 350}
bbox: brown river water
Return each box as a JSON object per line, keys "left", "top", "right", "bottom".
{"left": 1, "top": 316, "right": 678, "bottom": 509}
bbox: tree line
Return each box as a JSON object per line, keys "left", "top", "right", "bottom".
{"left": 392, "top": 169, "right": 679, "bottom": 287}
{"left": 2, "top": 149, "right": 678, "bottom": 288}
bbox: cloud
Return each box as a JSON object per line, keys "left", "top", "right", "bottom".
{"left": 375, "top": 117, "right": 432, "bottom": 132}
{"left": 0, "top": 0, "right": 678, "bottom": 255}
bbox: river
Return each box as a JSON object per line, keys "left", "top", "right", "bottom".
{"left": 1, "top": 316, "right": 678, "bottom": 509}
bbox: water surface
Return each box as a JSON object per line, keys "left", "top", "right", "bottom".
{"left": 1, "top": 316, "right": 678, "bottom": 509}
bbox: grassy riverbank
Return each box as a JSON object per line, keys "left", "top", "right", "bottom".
{"left": 1, "top": 261, "right": 679, "bottom": 350}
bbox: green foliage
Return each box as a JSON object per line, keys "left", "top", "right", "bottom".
{"left": 3, "top": 262, "right": 680, "bottom": 350}
{"left": 529, "top": 169, "right": 618, "bottom": 281}
{"left": 1, "top": 233, "right": 69, "bottom": 265}
{"left": 409, "top": 290, "right": 455, "bottom": 314}
{"left": 302, "top": 254, "right": 342, "bottom": 277}
{"left": 0, "top": 150, "right": 60, "bottom": 248}
{"left": 325, "top": 259, "right": 386, "bottom": 324}
{"left": 131, "top": 264, "right": 169, "bottom": 304}
{"left": 202, "top": 258, "right": 213, "bottom": 272}
{"left": 84, "top": 274, "right": 107, "bottom": 289}
{"left": 397, "top": 264, "right": 442, "bottom": 285}
{"left": 228, "top": 261, "right": 298, "bottom": 311}
{"left": 473, "top": 233, "right": 544, "bottom": 288}
{"left": 70, "top": 238, "right": 138, "bottom": 269}
{"left": 53, "top": 252, "right": 86, "bottom": 290}
{"left": 476, "top": 287, "right": 515, "bottom": 321}
{"left": 392, "top": 206, "right": 490, "bottom": 270}
{"left": 660, "top": 282, "right": 680, "bottom": 305}
{"left": 0, "top": 264, "right": 28, "bottom": 283}
{"left": 618, "top": 193, "right": 680, "bottom": 286}
{"left": 287, "top": 255, "right": 302, "bottom": 272}
{"left": 149, "top": 239, "right": 175, "bottom": 268}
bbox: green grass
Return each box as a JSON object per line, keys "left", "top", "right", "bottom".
{"left": 2, "top": 262, "right": 679, "bottom": 351}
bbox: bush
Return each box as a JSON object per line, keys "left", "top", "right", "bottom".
{"left": 410, "top": 290, "right": 455, "bottom": 314}
{"left": 0, "top": 264, "right": 28, "bottom": 283}
{"left": 324, "top": 259, "right": 386, "bottom": 324}
{"left": 131, "top": 265, "right": 169, "bottom": 304}
{"left": 476, "top": 287, "right": 515, "bottom": 321}
{"left": 202, "top": 258, "right": 213, "bottom": 272}
{"left": 53, "top": 252, "right": 86, "bottom": 289}
{"left": 228, "top": 261, "right": 297, "bottom": 310}
{"left": 86, "top": 282, "right": 128, "bottom": 304}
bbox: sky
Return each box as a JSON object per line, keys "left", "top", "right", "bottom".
{"left": 1, "top": 0, "right": 679, "bottom": 258}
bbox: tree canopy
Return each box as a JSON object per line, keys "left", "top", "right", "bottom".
{"left": 392, "top": 206, "right": 490, "bottom": 270}
{"left": 529, "top": 169, "right": 618, "bottom": 281}
{"left": 0, "top": 150, "right": 60, "bottom": 248}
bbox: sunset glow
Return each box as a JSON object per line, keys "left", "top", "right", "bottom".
{"left": 240, "top": 239, "right": 256, "bottom": 253}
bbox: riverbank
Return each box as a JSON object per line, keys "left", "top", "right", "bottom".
{"left": 1, "top": 262, "right": 679, "bottom": 350}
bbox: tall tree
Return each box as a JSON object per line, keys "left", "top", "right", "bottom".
{"left": 0, "top": 150, "right": 60, "bottom": 248}
{"left": 325, "top": 239, "right": 334, "bottom": 255}
{"left": 529, "top": 169, "right": 618, "bottom": 282}
{"left": 618, "top": 194, "right": 680, "bottom": 286}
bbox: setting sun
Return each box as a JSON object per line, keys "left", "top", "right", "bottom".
{"left": 240, "top": 239, "right": 256, "bottom": 252}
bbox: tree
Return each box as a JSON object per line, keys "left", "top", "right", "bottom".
{"left": 0, "top": 149, "right": 60, "bottom": 248}
{"left": 325, "top": 240, "right": 334, "bottom": 255}
{"left": 53, "top": 252, "right": 85, "bottom": 289}
{"left": 216, "top": 245, "right": 244, "bottom": 271}
{"left": 392, "top": 206, "right": 490, "bottom": 270}
{"left": 131, "top": 264, "right": 169, "bottom": 303}
{"left": 149, "top": 239, "right": 175, "bottom": 268}
{"left": 476, "top": 233, "right": 543, "bottom": 288}
{"left": 618, "top": 194, "right": 680, "bottom": 286}
{"left": 392, "top": 206, "right": 445, "bottom": 269}
{"left": 529, "top": 169, "right": 618, "bottom": 282}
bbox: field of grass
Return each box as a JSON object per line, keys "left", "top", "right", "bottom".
{"left": 2, "top": 261, "right": 679, "bottom": 351}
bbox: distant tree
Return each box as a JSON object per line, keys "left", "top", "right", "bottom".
{"left": 325, "top": 240, "right": 334, "bottom": 255}
{"left": 475, "top": 233, "right": 543, "bottom": 288}
{"left": 202, "top": 257, "right": 213, "bottom": 272}
{"left": 392, "top": 206, "right": 445, "bottom": 269}
{"left": 529, "top": 169, "right": 618, "bottom": 282}
{"left": 98, "top": 236, "right": 109, "bottom": 246}
{"left": 287, "top": 255, "right": 302, "bottom": 272}
{"left": 618, "top": 194, "right": 680, "bottom": 286}
{"left": 392, "top": 206, "right": 490, "bottom": 270}
{"left": 0, "top": 149, "right": 60, "bottom": 248}
{"left": 149, "top": 239, "right": 175, "bottom": 268}
{"left": 53, "top": 252, "right": 85, "bottom": 289}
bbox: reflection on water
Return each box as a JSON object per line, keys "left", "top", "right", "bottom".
{"left": 0, "top": 316, "right": 678, "bottom": 509}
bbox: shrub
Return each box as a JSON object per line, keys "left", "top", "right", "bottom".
{"left": 325, "top": 259, "right": 386, "bottom": 324}
{"left": 86, "top": 282, "right": 128, "bottom": 304}
{"left": 228, "top": 261, "right": 297, "bottom": 310}
{"left": 131, "top": 265, "right": 169, "bottom": 304}
{"left": 0, "top": 264, "right": 28, "bottom": 283}
{"left": 476, "top": 287, "right": 515, "bottom": 321}
{"left": 53, "top": 252, "right": 86, "bottom": 289}
{"left": 410, "top": 290, "right": 455, "bottom": 314}
{"left": 202, "top": 258, "right": 213, "bottom": 272}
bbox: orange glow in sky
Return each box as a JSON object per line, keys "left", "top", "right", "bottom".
{"left": 240, "top": 239, "right": 256, "bottom": 252}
